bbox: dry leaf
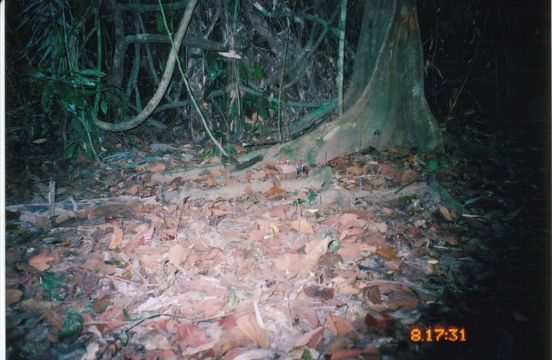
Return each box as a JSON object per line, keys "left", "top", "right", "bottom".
{"left": 340, "top": 213, "right": 361, "bottom": 228}
{"left": 345, "top": 209, "right": 376, "bottom": 221}
{"left": 234, "top": 145, "right": 247, "bottom": 154}
{"left": 437, "top": 204, "right": 453, "bottom": 221}
{"left": 88, "top": 204, "right": 134, "bottom": 220}
{"left": 379, "top": 164, "right": 400, "bottom": 181}
{"left": 218, "top": 315, "right": 270, "bottom": 355}
{"left": 266, "top": 179, "right": 286, "bottom": 199}
{"left": 298, "top": 237, "right": 332, "bottom": 278}
{"left": 92, "top": 295, "right": 113, "bottom": 314}
{"left": 330, "top": 349, "right": 362, "bottom": 360}
{"left": 81, "top": 343, "right": 100, "bottom": 360}
{"left": 128, "top": 184, "right": 140, "bottom": 195}
{"left": 167, "top": 244, "right": 188, "bottom": 266}
{"left": 206, "top": 177, "right": 218, "bottom": 187}
{"left": 328, "top": 156, "right": 346, "bottom": 167}
{"left": 277, "top": 164, "right": 297, "bottom": 175}
{"left": 291, "top": 305, "right": 320, "bottom": 328}
{"left": 6, "top": 289, "right": 23, "bottom": 305}
{"left": 183, "top": 249, "right": 200, "bottom": 268}
{"left": 439, "top": 235, "right": 459, "bottom": 245}
{"left": 150, "top": 163, "right": 166, "bottom": 173}
{"left": 375, "top": 246, "right": 399, "bottom": 260}
{"left": 364, "top": 281, "right": 419, "bottom": 311}
{"left": 122, "top": 226, "right": 154, "bottom": 253}
{"left": 274, "top": 253, "right": 302, "bottom": 277}
{"left": 176, "top": 323, "right": 209, "bottom": 348}
{"left": 293, "top": 326, "right": 324, "bottom": 348}
{"left": 54, "top": 213, "right": 70, "bottom": 224}
{"left": 109, "top": 225, "right": 124, "bottom": 250}
{"left": 290, "top": 219, "right": 314, "bottom": 234}
{"left": 304, "top": 285, "right": 334, "bottom": 300}
{"left": 346, "top": 165, "right": 367, "bottom": 175}
{"left": 326, "top": 315, "right": 354, "bottom": 335}
{"left": 337, "top": 241, "right": 364, "bottom": 263}
{"left": 364, "top": 232, "right": 386, "bottom": 246}
{"left": 243, "top": 185, "right": 254, "bottom": 198}
{"left": 368, "top": 221, "right": 388, "bottom": 233}
{"left": 235, "top": 315, "right": 270, "bottom": 348}
{"left": 400, "top": 169, "right": 417, "bottom": 184}
{"left": 29, "top": 249, "right": 55, "bottom": 271}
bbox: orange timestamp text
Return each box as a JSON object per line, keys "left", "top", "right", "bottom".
{"left": 409, "top": 326, "right": 467, "bottom": 342}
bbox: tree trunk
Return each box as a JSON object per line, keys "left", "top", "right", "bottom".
{"left": 265, "top": 0, "right": 443, "bottom": 165}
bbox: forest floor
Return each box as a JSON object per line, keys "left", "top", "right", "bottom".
{"left": 5, "top": 124, "right": 549, "bottom": 359}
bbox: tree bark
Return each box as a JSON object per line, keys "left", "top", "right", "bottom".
{"left": 264, "top": 0, "right": 443, "bottom": 164}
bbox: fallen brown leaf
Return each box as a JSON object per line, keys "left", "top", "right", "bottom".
{"left": 128, "top": 184, "right": 140, "bottom": 195}
{"left": 437, "top": 204, "right": 454, "bottom": 221}
{"left": 176, "top": 323, "right": 209, "bottom": 348}
{"left": 29, "top": 249, "right": 55, "bottom": 271}
{"left": 109, "top": 225, "right": 124, "bottom": 250}
{"left": 218, "top": 315, "right": 270, "bottom": 355}
{"left": 293, "top": 326, "right": 324, "bottom": 348}
{"left": 326, "top": 314, "right": 354, "bottom": 335}
{"left": 379, "top": 164, "right": 400, "bottom": 181}
{"left": 330, "top": 349, "right": 362, "bottom": 360}
{"left": 304, "top": 285, "right": 334, "bottom": 300}
{"left": 266, "top": 179, "right": 286, "bottom": 199}
{"left": 122, "top": 226, "right": 154, "bottom": 253}
{"left": 290, "top": 219, "right": 315, "bottom": 234}
{"left": 375, "top": 246, "right": 399, "bottom": 261}
{"left": 235, "top": 315, "right": 270, "bottom": 348}
{"left": 206, "top": 177, "right": 218, "bottom": 187}
{"left": 439, "top": 235, "right": 459, "bottom": 245}
{"left": 400, "top": 169, "right": 418, "bottom": 184}
{"left": 234, "top": 145, "right": 247, "bottom": 154}
{"left": 167, "top": 244, "right": 188, "bottom": 266}
{"left": 149, "top": 163, "right": 166, "bottom": 173}
{"left": 6, "top": 288, "right": 23, "bottom": 305}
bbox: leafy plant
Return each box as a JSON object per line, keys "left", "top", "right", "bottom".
{"left": 58, "top": 308, "right": 83, "bottom": 343}
{"left": 427, "top": 155, "right": 450, "bottom": 172}
{"left": 40, "top": 272, "right": 65, "bottom": 301}
{"left": 19, "top": 0, "right": 104, "bottom": 159}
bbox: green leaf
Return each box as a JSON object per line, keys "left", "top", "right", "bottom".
{"left": 118, "top": 331, "right": 129, "bottom": 345}
{"left": 40, "top": 83, "right": 53, "bottom": 112}
{"left": 77, "top": 69, "right": 105, "bottom": 77}
{"left": 428, "top": 158, "right": 438, "bottom": 172}
{"left": 307, "top": 189, "right": 318, "bottom": 204}
{"left": 328, "top": 240, "right": 340, "bottom": 253}
{"left": 464, "top": 197, "right": 480, "bottom": 206}
{"left": 72, "top": 76, "right": 96, "bottom": 87}
{"left": 301, "top": 349, "right": 313, "bottom": 360}
{"left": 207, "top": 59, "right": 227, "bottom": 82}
{"left": 59, "top": 309, "right": 83, "bottom": 343}
{"left": 249, "top": 64, "right": 264, "bottom": 81}
{"left": 41, "top": 272, "right": 65, "bottom": 301}
{"left": 293, "top": 198, "right": 307, "bottom": 206}
{"left": 100, "top": 100, "right": 108, "bottom": 114}
{"left": 29, "top": 70, "right": 47, "bottom": 80}
{"left": 155, "top": 12, "right": 164, "bottom": 33}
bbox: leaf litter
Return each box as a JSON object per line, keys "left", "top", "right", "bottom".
{"left": 5, "top": 143, "right": 545, "bottom": 359}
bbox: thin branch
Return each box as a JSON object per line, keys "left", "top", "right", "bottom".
{"left": 337, "top": 0, "right": 347, "bottom": 116}
{"left": 158, "top": 0, "right": 231, "bottom": 159}
{"left": 125, "top": 34, "right": 226, "bottom": 51}
{"left": 118, "top": 0, "right": 191, "bottom": 12}
{"left": 95, "top": 0, "right": 196, "bottom": 131}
